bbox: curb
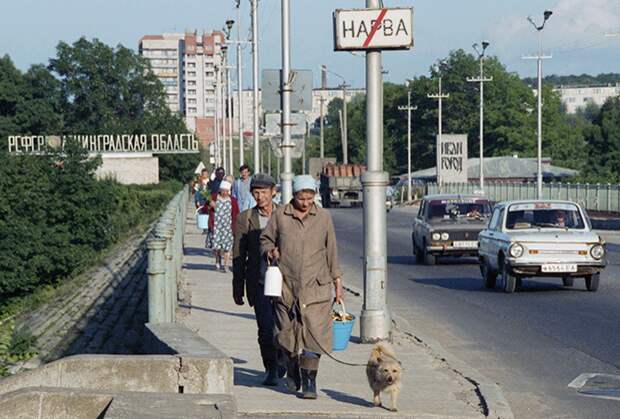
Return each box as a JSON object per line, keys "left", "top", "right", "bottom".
{"left": 343, "top": 283, "right": 513, "bottom": 419}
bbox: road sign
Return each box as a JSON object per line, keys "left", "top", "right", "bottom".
{"left": 269, "top": 136, "right": 305, "bottom": 159}
{"left": 264, "top": 113, "right": 308, "bottom": 137}
{"left": 437, "top": 134, "right": 468, "bottom": 184}
{"left": 262, "top": 69, "right": 313, "bottom": 112}
{"left": 333, "top": 7, "right": 413, "bottom": 51}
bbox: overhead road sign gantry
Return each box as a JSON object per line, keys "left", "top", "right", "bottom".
{"left": 333, "top": 7, "right": 414, "bottom": 51}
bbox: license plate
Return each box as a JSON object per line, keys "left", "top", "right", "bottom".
{"left": 541, "top": 264, "right": 578, "bottom": 273}
{"left": 452, "top": 241, "right": 478, "bottom": 248}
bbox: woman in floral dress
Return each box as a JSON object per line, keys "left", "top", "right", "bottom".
{"left": 208, "top": 180, "right": 239, "bottom": 271}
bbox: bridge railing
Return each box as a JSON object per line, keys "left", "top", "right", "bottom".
{"left": 426, "top": 182, "right": 620, "bottom": 213}
{"left": 146, "top": 187, "right": 189, "bottom": 323}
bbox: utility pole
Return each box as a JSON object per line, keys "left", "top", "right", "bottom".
{"left": 319, "top": 95, "right": 326, "bottom": 159}
{"left": 251, "top": 0, "right": 260, "bottom": 172}
{"left": 220, "top": 55, "right": 228, "bottom": 173}
{"left": 427, "top": 74, "right": 449, "bottom": 187}
{"left": 524, "top": 10, "right": 552, "bottom": 199}
{"left": 398, "top": 83, "right": 417, "bottom": 202}
{"left": 341, "top": 82, "right": 349, "bottom": 164}
{"left": 214, "top": 65, "right": 222, "bottom": 168}
{"left": 280, "top": 0, "right": 294, "bottom": 204}
{"left": 467, "top": 41, "right": 492, "bottom": 194}
{"left": 360, "top": 0, "right": 389, "bottom": 343}
{"left": 235, "top": 3, "right": 244, "bottom": 166}
{"left": 226, "top": 60, "right": 234, "bottom": 172}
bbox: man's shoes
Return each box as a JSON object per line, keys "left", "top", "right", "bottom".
{"left": 301, "top": 369, "right": 317, "bottom": 399}
{"left": 285, "top": 358, "right": 301, "bottom": 392}
{"left": 262, "top": 368, "right": 279, "bottom": 386}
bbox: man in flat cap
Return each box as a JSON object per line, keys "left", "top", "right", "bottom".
{"left": 233, "top": 173, "right": 281, "bottom": 385}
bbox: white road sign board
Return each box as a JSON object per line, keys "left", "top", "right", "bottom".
{"left": 333, "top": 7, "right": 413, "bottom": 51}
{"left": 437, "top": 134, "right": 468, "bottom": 184}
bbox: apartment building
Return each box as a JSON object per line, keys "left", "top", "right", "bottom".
{"left": 555, "top": 84, "right": 620, "bottom": 113}
{"left": 139, "top": 30, "right": 227, "bottom": 145}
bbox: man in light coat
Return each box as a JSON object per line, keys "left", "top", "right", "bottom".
{"left": 260, "top": 174, "right": 344, "bottom": 399}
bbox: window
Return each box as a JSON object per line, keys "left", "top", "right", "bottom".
{"left": 188, "top": 98, "right": 197, "bottom": 104}
{"left": 188, "top": 71, "right": 196, "bottom": 77}
{"left": 206, "top": 71, "right": 214, "bottom": 77}
{"left": 488, "top": 208, "right": 502, "bottom": 231}
{"left": 188, "top": 89, "right": 196, "bottom": 95}
{"left": 188, "top": 80, "right": 196, "bottom": 86}
{"left": 188, "top": 107, "right": 197, "bottom": 113}
{"left": 187, "top": 62, "right": 196, "bottom": 68}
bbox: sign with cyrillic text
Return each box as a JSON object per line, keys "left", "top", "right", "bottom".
{"left": 7, "top": 134, "right": 199, "bottom": 154}
{"left": 437, "top": 134, "right": 468, "bottom": 184}
{"left": 333, "top": 8, "right": 413, "bottom": 51}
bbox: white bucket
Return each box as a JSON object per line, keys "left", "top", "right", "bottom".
{"left": 264, "top": 265, "right": 283, "bottom": 297}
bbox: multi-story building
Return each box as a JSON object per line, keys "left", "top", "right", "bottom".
{"left": 139, "top": 30, "right": 227, "bottom": 146}
{"left": 555, "top": 84, "right": 620, "bottom": 114}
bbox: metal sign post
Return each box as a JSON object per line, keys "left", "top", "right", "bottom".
{"left": 333, "top": 4, "right": 413, "bottom": 342}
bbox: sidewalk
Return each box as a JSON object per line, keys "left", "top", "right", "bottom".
{"left": 179, "top": 206, "right": 498, "bottom": 418}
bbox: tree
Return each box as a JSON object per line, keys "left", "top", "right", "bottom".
{"left": 582, "top": 97, "right": 620, "bottom": 182}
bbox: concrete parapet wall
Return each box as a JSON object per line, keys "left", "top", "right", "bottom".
{"left": 0, "top": 353, "right": 232, "bottom": 396}
{"left": 0, "top": 387, "right": 237, "bottom": 419}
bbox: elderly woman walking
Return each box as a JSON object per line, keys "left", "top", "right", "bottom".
{"left": 260, "top": 175, "right": 344, "bottom": 399}
{"left": 209, "top": 180, "right": 239, "bottom": 271}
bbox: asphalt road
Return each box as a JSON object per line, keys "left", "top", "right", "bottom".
{"left": 330, "top": 207, "right": 620, "bottom": 419}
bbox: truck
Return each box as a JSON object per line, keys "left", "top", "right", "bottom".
{"left": 319, "top": 163, "right": 365, "bottom": 208}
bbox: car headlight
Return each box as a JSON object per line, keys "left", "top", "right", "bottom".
{"left": 432, "top": 233, "right": 441, "bottom": 241}
{"left": 590, "top": 244, "right": 605, "bottom": 260}
{"left": 509, "top": 242, "right": 524, "bottom": 258}
{"left": 441, "top": 232, "right": 449, "bottom": 241}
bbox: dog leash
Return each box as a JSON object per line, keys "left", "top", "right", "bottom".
{"left": 290, "top": 300, "right": 367, "bottom": 367}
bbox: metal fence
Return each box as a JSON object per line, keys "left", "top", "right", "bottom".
{"left": 146, "top": 188, "right": 189, "bottom": 324}
{"left": 426, "top": 182, "right": 620, "bottom": 213}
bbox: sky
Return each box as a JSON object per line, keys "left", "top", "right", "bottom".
{"left": 2, "top": 0, "right": 620, "bottom": 88}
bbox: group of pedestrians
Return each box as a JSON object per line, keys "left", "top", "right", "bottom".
{"left": 231, "top": 169, "right": 344, "bottom": 400}
{"left": 194, "top": 163, "right": 344, "bottom": 398}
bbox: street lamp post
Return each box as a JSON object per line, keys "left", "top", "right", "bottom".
{"left": 251, "top": 0, "right": 260, "bottom": 173}
{"left": 220, "top": 50, "right": 228, "bottom": 173}
{"left": 427, "top": 68, "right": 450, "bottom": 187}
{"left": 280, "top": 0, "right": 294, "bottom": 204}
{"left": 235, "top": 3, "right": 245, "bottom": 166}
{"left": 360, "top": 0, "right": 390, "bottom": 343}
{"left": 467, "top": 41, "right": 492, "bottom": 194}
{"left": 398, "top": 81, "right": 417, "bottom": 202}
{"left": 214, "top": 65, "right": 222, "bottom": 168}
{"left": 524, "top": 10, "right": 553, "bottom": 199}
{"left": 322, "top": 66, "right": 349, "bottom": 164}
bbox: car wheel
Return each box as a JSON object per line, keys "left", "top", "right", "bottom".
{"left": 562, "top": 277, "right": 574, "bottom": 287}
{"left": 585, "top": 274, "right": 600, "bottom": 292}
{"left": 480, "top": 260, "right": 497, "bottom": 289}
{"left": 423, "top": 243, "right": 436, "bottom": 265}
{"left": 501, "top": 262, "right": 517, "bottom": 294}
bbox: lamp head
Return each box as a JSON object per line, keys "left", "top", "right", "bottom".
{"left": 221, "top": 44, "right": 228, "bottom": 52}
{"left": 544, "top": 10, "right": 553, "bottom": 21}
{"left": 226, "top": 19, "right": 235, "bottom": 31}
{"left": 482, "top": 41, "right": 490, "bottom": 50}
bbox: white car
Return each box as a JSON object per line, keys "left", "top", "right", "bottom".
{"left": 478, "top": 200, "right": 606, "bottom": 293}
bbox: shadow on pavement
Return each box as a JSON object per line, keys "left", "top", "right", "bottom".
{"left": 234, "top": 367, "right": 292, "bottom": 395}
{"left": 184, "top": 246, "right": 209, "bottom": 256}
{"left": 178, "top": 304, "right": 256, "bottom": 320}
{"left": 387, "top": 256, "right": 415, "bottom": 265}
{"left": 321, "top": 388, "right": 374, "bottom": 408}
{"left": 184, "top": 262, "right": 217, "bottom": 270}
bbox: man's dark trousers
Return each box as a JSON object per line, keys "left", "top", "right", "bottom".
{"left": 253, "top": 283, "right": 277, "bottom": 370}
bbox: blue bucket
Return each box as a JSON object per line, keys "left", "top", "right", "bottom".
{"left": 197, "top": 213, "right": 209, "bottom": 230}
{"left": 332, "top": 314, "right": 356, "bottom": 352}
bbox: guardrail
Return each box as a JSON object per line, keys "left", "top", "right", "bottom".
{"left": 146, "top": 188, "right": 189, "bottom": 323}
{"left": 426, "top": 182, "right": 620, "bottom": 213}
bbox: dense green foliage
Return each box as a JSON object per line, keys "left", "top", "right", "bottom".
{"left": 0, "top": 142, "right": 180, "bottom": 300}
{"left": 318, "top": 49, "right": 617, "bottom": 182}
{"left": 524, "top": 73, "right": 620, "bottom": 87}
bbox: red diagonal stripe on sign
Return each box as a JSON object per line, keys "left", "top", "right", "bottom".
{"left": 363, "top": 9, "right": 388, "bottom": 48}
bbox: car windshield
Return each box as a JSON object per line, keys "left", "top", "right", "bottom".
{"left": 428, "top": 199, "right": 491, "bottom": 220}
{"left": 506, "top": 202, "right": 585, "bottom": 230}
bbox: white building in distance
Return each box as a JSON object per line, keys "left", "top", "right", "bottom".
{"left": 554, "top": 84, "right": 620, "bottom": 114}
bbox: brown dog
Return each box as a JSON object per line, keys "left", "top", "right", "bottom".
{"left": 366, "top": 342, "right": 402, "bottom": 411}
